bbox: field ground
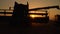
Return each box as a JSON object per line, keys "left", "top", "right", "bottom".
{"left": 0, "top": 20, "right": 60, "bottom": 34}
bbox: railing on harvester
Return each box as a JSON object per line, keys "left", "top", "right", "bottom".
{"left": 0, "top": 5, "right": 59, "bottom": 22}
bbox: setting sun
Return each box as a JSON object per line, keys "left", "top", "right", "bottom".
{"left": 30, "top": 14, "right": 35, "bottom": 18}
{"left": 29, "top": 14, "right": 45, "bottom": 18}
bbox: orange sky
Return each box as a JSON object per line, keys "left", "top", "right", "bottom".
{"left": 0, "top": 0, "right": 60, "bottom": 9}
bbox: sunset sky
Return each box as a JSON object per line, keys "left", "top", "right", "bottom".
{"left": 0, "top": 0, "right": 60, "bottom": 20}
{"left": 0, "top": 0, "right": 60, "bottom": 9}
